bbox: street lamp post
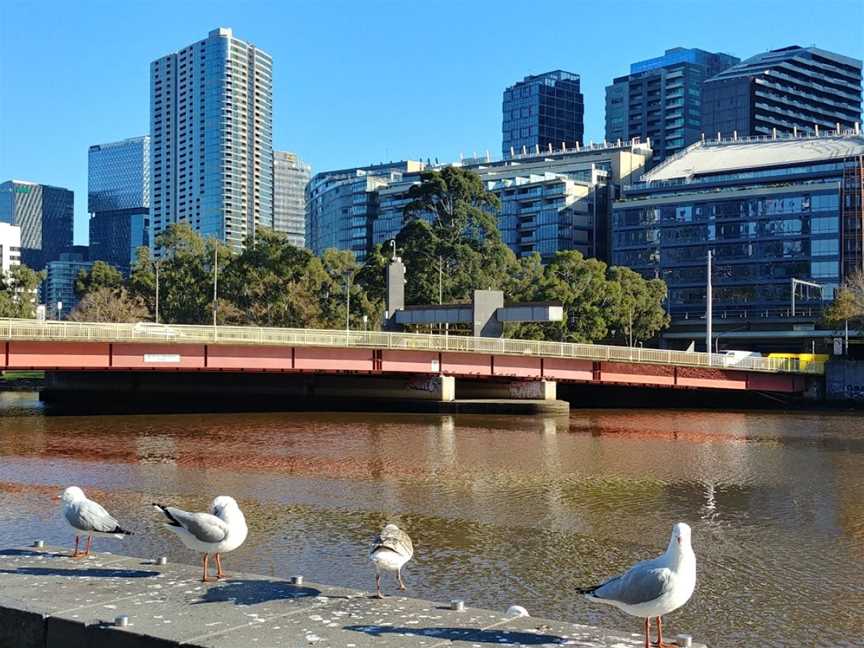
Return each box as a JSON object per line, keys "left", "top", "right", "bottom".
{"left": 706, "top": 250, "right": 712, "bottom": 359}
{"left": 212, "top": 246, "right": 218, "bottom": 329}
{"left": 344, "top": 270, "right": 352, "bottom": 335}
{"left": 154, "top": 262, "right": 160, "bottom": 324}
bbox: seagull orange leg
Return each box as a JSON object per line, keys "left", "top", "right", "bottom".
{"left": 644, "top": 617, "right": 650, "bottom": 648}
{"left": 653, "top": 616, "right": 672, "bottom": 648}
{"left": 84, "top": 534, "right": 93, "bottom": 557}
{"left": 397, "top": 568, "right": 406, "bottom": 591}
{"left": 71, "top": 535, "right": 80, "bottom": 558}
{"left": 215, "top": 553, "right": 225, "bottom": 579}
{"left": 202, "top": 553, "right": 216, "bottom": 582}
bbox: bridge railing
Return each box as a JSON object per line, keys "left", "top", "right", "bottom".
{"left": 0, "top": 318, "right": 823, "bottom": 375}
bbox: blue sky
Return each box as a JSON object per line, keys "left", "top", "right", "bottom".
{"left": 1, "top": 0, "right": 862, "bottom": 244}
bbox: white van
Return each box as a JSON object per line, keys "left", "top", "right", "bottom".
{"left": 721, "top": 350, "right": 763, "bottom": 367}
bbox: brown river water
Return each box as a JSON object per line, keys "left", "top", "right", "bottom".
{"left": 0, "top": 391, "right": 862, "bottom": 647}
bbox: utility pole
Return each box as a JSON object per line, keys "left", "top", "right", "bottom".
{"left": 154, "top": 262, "right": 160, "bottom": 324}
{"left": 345, "top": 271, "right": 351, "bottom": 335}
{"left": 706, "top": 250, "right": 712, "bottom": 359}
{"left": 212, "top": 246, "right": 218, "bottom": 329}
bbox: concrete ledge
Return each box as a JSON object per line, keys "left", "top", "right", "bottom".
{"left": 0, "top": 546, "right": 705, "bottom": 648}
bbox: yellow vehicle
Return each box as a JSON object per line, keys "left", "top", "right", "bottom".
{"left": 767, "top": 353, "right": 829, "bottom": 372}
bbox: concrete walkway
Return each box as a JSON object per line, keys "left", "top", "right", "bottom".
{"left": 0, "top": 546, "right": 704, "bottom": 648}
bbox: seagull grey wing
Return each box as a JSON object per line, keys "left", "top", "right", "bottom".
{"left": 168, "top": 507, "right": 229, "bottom": 543}
{"left": 67, "top": 499, "right": 121, "bottom": 533}
{"left": 593, "top": 565, "right": 672, "bottom": 606}
{"left": 373, "top": 527, "right": 414, "bottom": 559}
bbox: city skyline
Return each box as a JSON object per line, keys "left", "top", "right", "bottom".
{"left": 1, "top": 0, "right": 863, "bottom": 244}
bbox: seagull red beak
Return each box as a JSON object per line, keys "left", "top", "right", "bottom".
{"left": 52, "top": 495, "right": 61, "bottom": 501}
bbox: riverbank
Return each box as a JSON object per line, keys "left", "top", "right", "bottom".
{"left": 0, "top": 545, "right": 704, "bottom": 648}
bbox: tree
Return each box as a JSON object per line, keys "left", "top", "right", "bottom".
{"left": 404, "top": 166, "right": 501, "bottom": 247}
{"left": 220, "top": 228, "right": 325, "bottom": 328}
{"left": 606, "top": 266, "right": 670, "bottom": 346}
{"left": 824, "top": 271, "right": 864, "bottom": 326}
{"left": 0, "top": 264, "right": 44, "bottom": 318}
{"left": 68, "top": 286, "right": 148, "bottom": 323}
{"left": 133, "top": 223, "right": 229, "bottom": 324}
{"left": 75, "top": 261, "right": 123, "bottom": 298}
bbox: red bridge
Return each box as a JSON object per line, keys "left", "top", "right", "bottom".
{"left": 1, "top": 320, "right": 820, "bottom": 402}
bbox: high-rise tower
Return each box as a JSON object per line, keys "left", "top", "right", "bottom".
{"left": 150, "top": 27, "right": 273, "bottom": 252}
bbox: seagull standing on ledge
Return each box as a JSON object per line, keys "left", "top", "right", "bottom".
{"left": 58, "top": 486, "right": 132, "bottom": 558}
{"left": 153, "top": 496, "right": 248, "bottom": 582}
{"left": 578, "top": 522, "right": 696, "bottom": 648}
{"left": 369, "top": 523, "right": 414, "bottom": 598}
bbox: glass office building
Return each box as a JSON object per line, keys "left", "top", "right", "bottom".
{"left": 612, "top": 132, "right": 864, "bottom": 345}
{"left": 273, "top": 151, "right": 311, "bottom": 247}
{"left": 44, "top": 252, "right": 93, "bottom": 319}
{"left": 88, "top": 136, "right": 150, "bottom": 274}
{"left": 151, "top": 27, "right": 273, "bottom": 253}
{"left": 702, "top": 46, "right": 862, "bottom": 140}
{"left": 306, "top": 161, "right": 425, "bottom": 260}
{"left": 502, "top": 71, "right": 584, "bottom": 159}
{"left": 605, "top": 48, "right": 739, "bottom": 163}
{"left": 0, "top": 180, "right": 73, "bottom": 270}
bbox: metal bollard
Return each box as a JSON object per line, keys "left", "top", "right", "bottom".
{"left": 450, "top": 599, "right": 465, "bottom": 612}
{"left": 675, "top": 634, "right": 692, "bottom": 648}
{"left": 32, "top": 540, "right": 45, "bottom": 549}
{"left": 290, "top": 575, "right": 303, "bottom": 585}
{"left": 114, "top": 615, "right": 129, "bottom": 628}
{"left": 156, "top": 556, "right": 167, "bottom": 566}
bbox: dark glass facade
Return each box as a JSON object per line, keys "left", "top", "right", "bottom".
{"left": 88, "top": 136, "right": 150, "bottom": 274}
{"left": 702, "top": 46, "right": 863, "bottom": 139}
{"left": 0, "top": 180, "right": 74, "bottom": 270}
{"left": 612, "top": 136, "right": 864, "bottom": 330}
{"left": 502, "top": 71, "right": 583, "bottom": 159}
{"left": 605, "top": 48, "right": 739, "bottom": 163}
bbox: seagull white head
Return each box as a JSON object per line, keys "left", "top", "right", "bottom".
{"left": 60, "top": 486, "right": 86, "bottom": 503}
{"left": 211, "top": 496, "right": 240, "bottom": 516}
{"left": 383, "top": 523, "right": 400, "bottom": 532}
{"left": 669, "top": 522, "right": 692, "bottom": 551}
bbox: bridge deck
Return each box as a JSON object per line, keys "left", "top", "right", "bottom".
{"left": 0, "top": 319, "right": 821, "bottom": 376}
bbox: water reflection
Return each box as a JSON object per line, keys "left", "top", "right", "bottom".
{"left": 0, "top": 399, "right": 862, "bottom": 645}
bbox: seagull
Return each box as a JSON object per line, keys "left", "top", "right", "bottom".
{"left": 578, "top": 522, "right": 696, "bottom": 648}
{"left": 58, "top": 486, "right": 132, "bottom": 558}
{"left": 153, "top": 496, "right": 248, "bottom": 582}
{"left": 369, "top": 523, "right": 414, "bottom": 598}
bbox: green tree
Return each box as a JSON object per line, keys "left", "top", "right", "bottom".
{"left": 404, "top": 166, "right": 500, "bottom": 246}
{"left": 136, "top": 223, "right": 230, "bottom": 324}
{"left": 396, "top": 168, "right": 517, "bottom": 312}
{"left": 220, "top": 228, "right": 325, "bottom": 327}
{"left": 316, "top": 248, "right": 380, "bottom": 330}
{"left": 823, "top": 271, "right": 864, "bottom": 326}
{"left": 68, "top": 286, "right": 148, "bottom": 323}
{"left": 74, "top": 260, "right": 124, "bottom": 298}
{"left": 535, "top": 251, "right": 613, "bottom": 343}
{"left": 606, "top": 266, "right": 670, "bottom": 346}
{"left": 0, "top": 264, "right": 44, "bottom": 318}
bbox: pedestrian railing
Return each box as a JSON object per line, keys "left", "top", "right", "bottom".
{"left": 0, "top": 318, "right": 824, "bottom": 375}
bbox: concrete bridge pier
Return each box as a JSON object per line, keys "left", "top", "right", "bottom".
{"left": 457, "top": 379, "right": 557, "bottom": 400}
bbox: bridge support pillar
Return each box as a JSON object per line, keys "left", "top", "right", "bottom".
{"left": 457, "top": 379, "right": 557, "bottom": 401}
{"left": 407, "top": 375, "right": 455, "bottom": 401}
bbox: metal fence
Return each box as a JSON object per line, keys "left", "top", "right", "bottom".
{"left": 0, "top": 318, "right": 824, "bottom": 375}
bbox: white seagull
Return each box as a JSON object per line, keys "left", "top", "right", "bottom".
{"left": 369, "top": 523, "right": 414, "bottom": 598}
{"left": 153, "top": 496, "right": 248, "bottom": 582}
{"left": 58, "top": 486, "right": 132, "bottom": 558}
{"left": 578, "top": 522, "right": 696, "bottom": 648}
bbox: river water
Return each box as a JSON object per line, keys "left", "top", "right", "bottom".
{"left": 0, "top": 391, "right": 862, "bottom": 647}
